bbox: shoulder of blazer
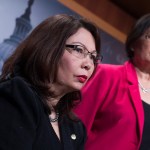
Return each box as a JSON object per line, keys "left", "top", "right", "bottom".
{"left": 84, "top": 63, "right": 126, "bottom": 90}
{"left": 0, "top": 76, "right": 41, "bottom": 125}
{"left": 0, "top": 76, "right": 45, "bottom": 149}
{"left": 96, "top": 63, "right": 125, "bottom": 76}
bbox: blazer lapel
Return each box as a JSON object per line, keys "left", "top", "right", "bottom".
{"left": 60, "top": 117, "right": 74, "bottom": 150}
{"left": 128, "top": 85, "right": 144, "bottom": 141}
{"left": 126, "top": 61, "right": 144, "bottom": 147}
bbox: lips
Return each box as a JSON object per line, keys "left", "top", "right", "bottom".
{"left": 76, "top": 75, "right": 88, "bottom": 83}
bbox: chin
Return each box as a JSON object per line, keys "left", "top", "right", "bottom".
{"left": 67, "top": 82, "right": 85, "bottom": 92}
{"left": 72, "top": 84, "right": 84, "bottom": 91}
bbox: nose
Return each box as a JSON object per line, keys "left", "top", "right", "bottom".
{"left": 82, "top": 64, "right": 90, "bottom": 70}
{"left": 81, "top": 57, "right": 93, "bottom": 71}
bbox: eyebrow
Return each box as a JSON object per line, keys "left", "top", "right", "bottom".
{"left": 68, "top": 42, "right": 85, "bottom": 46}
{"left": 67, "top": 42, "right": 96, "bottom": 53}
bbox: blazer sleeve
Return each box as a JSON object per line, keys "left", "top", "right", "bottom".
{"left": 0, "top": 76, "right": 40, "bottom": 150}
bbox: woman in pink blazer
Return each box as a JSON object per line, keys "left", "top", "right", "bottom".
{"left": 75, "top": 14, "right": 150, "bottom": 150}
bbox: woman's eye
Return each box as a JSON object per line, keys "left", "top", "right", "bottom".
{"left": 74, "top": 47, "right": 84, "bottom": 53}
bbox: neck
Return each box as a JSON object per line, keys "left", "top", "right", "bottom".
{"left": 135, "top": 66, "right": 150, "bottom": 81}
{"left": 138, "top": 81, "right": 150, "bottom": 93}
{"left": 47, "top": 86, "right": 65, "bottom": 107}
{"left": 47, "top": 82, "right": 74, "bottom": 109}
{"left": 133, "top": 58, "right": 150, "bottom": 75}
{"left": 135, "top": 66, "right": 150, "bottom": 93}
{"left": 48, "top": 97, "right": 61, "bottom": 107}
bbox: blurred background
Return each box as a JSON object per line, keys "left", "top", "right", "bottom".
{"left": 0, "top": 0, "right": 149, "bottom": 73}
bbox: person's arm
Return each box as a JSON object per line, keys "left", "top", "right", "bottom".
{"left": 74, "top": 65, "right": 107, "bottom": 132}
{"left": 0, "top": 77, "right": 40, "bottom": 150}
{"left": 74, "top": 64, "right": 118, "bottom": 134}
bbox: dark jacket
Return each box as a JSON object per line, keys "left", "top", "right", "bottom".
{"left": 0, "top": 76, "right": 86, "bottom": 150}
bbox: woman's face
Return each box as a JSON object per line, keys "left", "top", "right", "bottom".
{"left": 133, "top": 27, "right": 150, "bottom": 64}
{"left": 57, "top": 27, "right": 96, "bottom": 93}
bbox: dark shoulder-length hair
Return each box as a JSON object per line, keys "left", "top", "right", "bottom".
{"left": 1, "top": 14, "right": 101, "bottom": 119}
{"left": 125, "top": 13, "right": 150, "bottom": 59}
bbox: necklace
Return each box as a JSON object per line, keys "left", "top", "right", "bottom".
{"left": 49, "top": 112, "right": 59, "bottom": 122}
{"left": 138, "top": 81, "right": 150, "bottom": 93}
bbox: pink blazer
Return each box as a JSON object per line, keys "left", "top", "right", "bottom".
{"left": 75, "top": 61, "right": 144, "bottom": 150}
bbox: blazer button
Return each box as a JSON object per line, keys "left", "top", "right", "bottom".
{"left": 71, "top": 134, "right": 76, "bottom": 140}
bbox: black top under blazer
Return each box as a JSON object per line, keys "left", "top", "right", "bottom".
{"left": 0, "top": 76, "right": 86, "bottom": 150}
